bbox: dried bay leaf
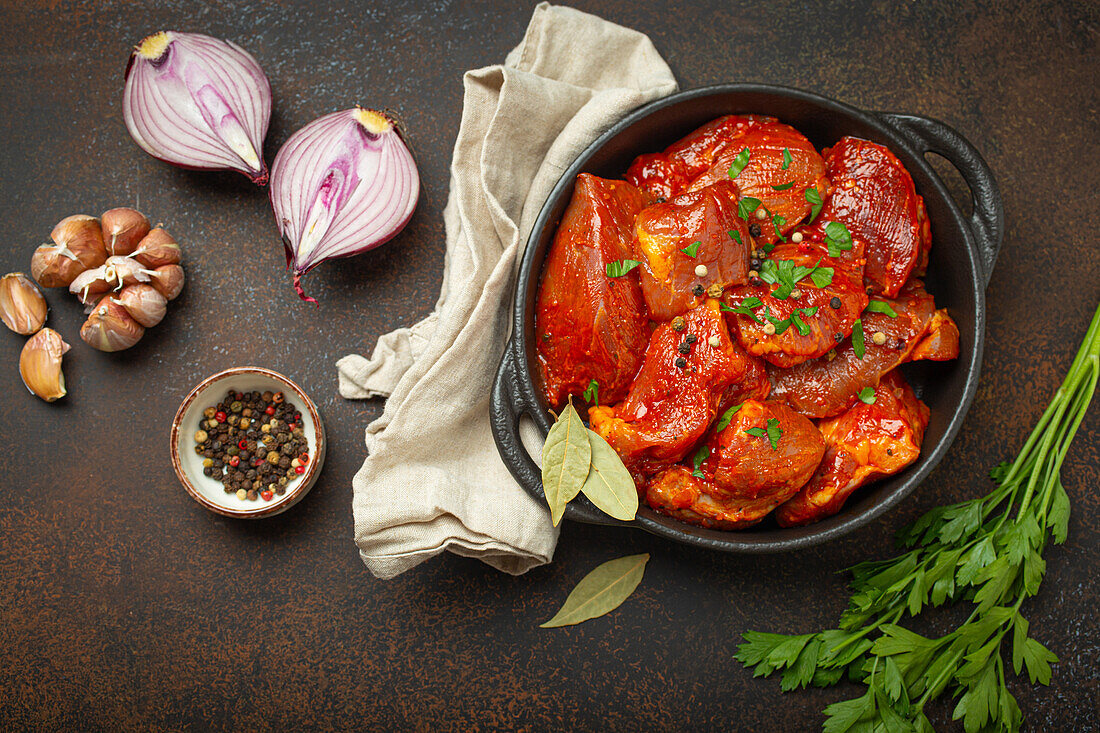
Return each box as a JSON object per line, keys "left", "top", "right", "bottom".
{"left": 540, "top": 554, "right": 649, "bottom": 628}
{"left": 541, "top": 400, "right": 591, "bottom": 526}
{"left": 580, "top": 430, "right": 638, "bottom": 521}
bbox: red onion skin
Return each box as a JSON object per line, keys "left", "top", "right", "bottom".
{"left": 123, "top": 32, "right": 272, "bottom": 184}
{"left": 270, "top": 108, "right": 419, "bottom": 302}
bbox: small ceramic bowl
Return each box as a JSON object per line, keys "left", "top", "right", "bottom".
{"left": 170, "top": 366, "right": 326, "bottom": 518}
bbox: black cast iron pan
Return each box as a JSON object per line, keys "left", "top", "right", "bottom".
{"left": 490, "top": 84, "right": 1003, "bottom": 553}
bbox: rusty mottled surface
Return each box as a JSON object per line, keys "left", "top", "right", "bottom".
{"left": 0, "top": 0, "right": 1097, "bottom": 730}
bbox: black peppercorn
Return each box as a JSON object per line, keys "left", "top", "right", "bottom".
{"left": 692, "top": 284, "right": 705, "bottom": 296}
{"left": 674, "top": 357, "right": 687, "bottom": 368}
{"left": 685, "top": 334, "right": 697, "bottom": 344}
{"left": 829, "top": 297, "right": 841, "bottom": 309}
{"left": 678, "top": 342, "right": 691, "bottom": 354}
{"left": 750, "top": 259, "right": 761, "bottom": 270}
{"left": 896, "top": 338, "right": 906, "bottom": 350}
{"left": 834, "top": 332, "right": 843, "bottom": 343}
{"left": 749, "top": 223, "right": 762, "bottom": 238}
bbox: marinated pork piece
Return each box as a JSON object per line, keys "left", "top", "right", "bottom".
{"left": 536, "top": 174, "right": 653, "bottom": 410}
{"left": 776, "top": 370, "right": 930, "bottom": 527}
{"left": 633, "top": 180, "right": 750, "bottom": 320}
{"left": 768, "top": 280, "right": 959, "bottom": 419}
{"left": 646, "top": 400, "right": 825, "bottom": 529}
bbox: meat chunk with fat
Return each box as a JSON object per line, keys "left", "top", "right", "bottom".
{"left": 776, "top": 370, "right": 930, "bottom": 527}
{"left": 768, "top": 280, "right": 959, "bottom": 419}
{"left": 645, "top": 400, "right": 825, "bottom": 529}
{"left": 633, "top": 180, "right": 750, "bottom": 321}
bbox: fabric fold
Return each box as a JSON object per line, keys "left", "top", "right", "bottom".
{"left": 337, "top": 3, "right": 677, "bottom": 579}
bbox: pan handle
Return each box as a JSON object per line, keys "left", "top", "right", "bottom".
{"left": 490, "top": 345, "right": 622, "bottom": 526}
{"left": 876, "top": 112, "right": 1004, "bottom": 288}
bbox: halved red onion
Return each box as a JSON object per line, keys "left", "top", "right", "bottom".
{"left": 269, "top": 107, "right": 419, "bottom": 302}
{"left": 123, "top": 31, "right": 272, "bottom": 184}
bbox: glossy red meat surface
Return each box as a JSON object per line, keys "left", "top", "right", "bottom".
{"left": 724, "top": 239, "right": 868, "bottom": 368}
{"left": 776, "top": 370, "right": 930, "bottom": 527}
{"left": 645, "top": 399, "right": 825, "bottom": 529}
{"left": 588, "top": 300, "right": 748, "bottom": 477}
{"left": 626, "top": 115, "right": 830, "bottom": 247}
{"left": 768, "top": 280, "right": 959, "bottom": 418}
{"left": 535, "top": 174, "right": 653, "bottom": 410}
{"left": 811, "top": 137, "right": 931, "bottom": 297}
{"left": 633, "top": 180, "right": 750, "bottom": 320}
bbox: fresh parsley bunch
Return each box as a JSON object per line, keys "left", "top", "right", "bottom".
{"left": 736, "top": 302, "right": 1100, "bottom": 732}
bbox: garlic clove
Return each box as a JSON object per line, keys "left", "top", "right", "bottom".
{"left": 80, "top": 297, "right": 144, "bottom": 351}
{"left": 149, "top": 264, "right": 185, "bottom": 301}
{"left": 0, "top": 273, "right": 48, "bottom": 335}
{"left": 105, "top": 255, "right": 154, "bottom": 288}
{"left": 20, "top": 327, "right": 70, "bottom": 401}
{"left": 50, "top": 214, "right": 108, "bottom": 270}
{"left": 131, "top": 227, "right": 182, "bottom": 269}
{"left": 69, "top": 265, "right": 119, "bottom": 307}
{"left": 31, "top": 243, "right": 89, "bottom": 288}
{"left": 101, "top": 208, "right": 151, "bottom": 256}
{"left": 114, "top": 284, "right": 166, "bottom": 327}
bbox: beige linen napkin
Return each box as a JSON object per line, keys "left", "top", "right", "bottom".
{"left": 336, "top": 3, "right": 677, "bottom": 579}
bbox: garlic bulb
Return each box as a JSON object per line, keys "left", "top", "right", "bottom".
{"left": 131, "top": 228, "right": 182, "bottom": 268}
{"left": 101, "top": 208, "right": 151, "bottom": 256}
{"left": 149, "top": 264, "right": 185, "bottom": 301}
{"left": 114, "top": 284, "right": 166, "bottom": 327}
{"left": 123, "top": 31, "right": 272, "bottom": 184}
{"left": 0, "top": 273, "right": 48, "bottom": 335}
{"left": 81, "top": 298, "right": 145, "bottom": 351}
{"left": 20, "top": 327, "right": 69, "bottom": 401}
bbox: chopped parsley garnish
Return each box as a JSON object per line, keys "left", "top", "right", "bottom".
{"left": 691, "top": 445, "right": 710, "bottom": 478}
{"left": 824, "top": 221, "right": 853, "bottom": 257}
{"left": 857, "top": 386, "right": 876, "bottom": 404}
{"left": 605, "top": 259, "right": 641, "bottom": 277}
{"left": 721, "top": 296, "right": 764, "bottom": 324}
{"left": 728, "top": 229, "right": 743, "bottom": 245}
{"left": 716, "top": 404, "right": 743, "bottom": 432}
{"left": 681, "top": 241, "right": 702, "bottom": 257}
{"left": 727, "top": 147, "right": 751, "bottom": 179}
{"left": 852, "top": 318, "right": 866, "bottom": 359}
{"left": 738, "top": 196, "right": 762, "bottom": 221}
{"left": 745, "top": 418, "right": 782, "bottom": 449}
{"left": 771, "top": 181, "right": 795, "bottom": 191}
{"left": 865, "top": 300, "right": 898, "bottom": 317}
{"left": 583, "top": 379, "right": 599, "bottom": 405}
{"left": 781, "top": 148, "right": 792, "bottom": 170}
{"left": 772, "top": 212, "right": 787, "bottom": 242}
{"left": 758, "top": 257, "right": 833, "bottom": 299}
{"left": 804, "top": 187, "right": 823, "bottom": 223}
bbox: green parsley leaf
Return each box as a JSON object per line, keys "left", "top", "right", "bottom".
{"left": 750, "top": 418, "right": 784, "bottom": 449}
{"left": 738, "top": 196, "right": 762, "bottom": 221}
{"left": 782, "top": 148, "right": 792, "bottom": 170}
{"left": 583, "top": 379, "right": 599, "bottom": 405}
{"left": 606, "top": 259, "right": 641, "bottom": 277}
{"left": 716, "top": 403, "right": 743, "bottom": 432}
{"left": 857, "top": 387, "right": 876, "bottom": 404}
{"left": 691, "top": 445, "right": 710, "bottom": 479}
{"left": 728, "top": 147, "right": 751, "bottom": 179}
{"left": 790, "top": 311, "right": 810, "bottom": 336}
{"left": 825, "top": 221, "right": 854, "bottom": 257}
{"left": 865, "top": 300, "right": 898, "bottom": 317}
{"left": 804, "top": 186, "right": 823, "bottom": 223}
{"left": 680, "top": 241, "right": 701, "bottom": 257}
{"left": 720, "top": 297, "right": 764, "bottom": 324}
{"left": 728, "top": 228, "right": 743, "bottom": 245}
{"left": 852, "top": 318, "right": 865, "bottom": 359}
{"left": 810, "top": 266, "right": 835, "bottom": 288}
{"left": 744, "top": 427, "right": 767, "bottom": 439}
{"left": 761, "top": 306, "right": 792, "bottom": 335}
{"left": 772, "top": 212, "right": 788, "bottom": 242}
{"left": 771, "top": 181, "right": 795, "bottom": 191}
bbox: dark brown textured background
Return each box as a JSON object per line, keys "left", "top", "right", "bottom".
{"left": 0, "top": 0, "right": 1097, "bottom": 730}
